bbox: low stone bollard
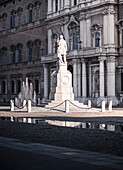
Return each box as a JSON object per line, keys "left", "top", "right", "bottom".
{"left": 65, "top": 100, "right": 69, "bottom": 113}
{"left": 10, "top": 100, "right": 14, "bottom": 112}
{"left": 23, "top": 100, "right": 27, "bottom": 109}
{"left": 88, "top": 100, "right": 91, "bottom": 108}
{"left": 27, "top": 100, "right": 31, "bottom": 113}
{"left": 108, "top": 100, "right": 112, "bottom": 112}
{"left": 101, "top": 100, "right": 105, "bottom": 112}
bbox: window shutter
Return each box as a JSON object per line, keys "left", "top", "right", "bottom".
{"left": 18, "top": 14, "right": 21, "bottom": 26}
{"left": 10, "top": 16, "right": 12, "bottom": 28}
{"left": 36, "top": 46, "right": 39, "bottom": 59}
{"left": 9, "top": 52, "right": 14, "bottom": 64}
{"left": 29, "top": 48, "right": 32, "bottom": 61}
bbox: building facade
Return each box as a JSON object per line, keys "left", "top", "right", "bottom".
{"left": 0, "top": 0, "right": 123, "bottom": 106}
{"left": 41, "top": 0, "right": 123, "bottom": 106}
{"left": 0, "top": 0, "right": 47, "bottom": 103}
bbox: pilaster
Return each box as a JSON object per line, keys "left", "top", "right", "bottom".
{"left": 43, "top": 64, "right": 49, "bottom": 99}
{"left": 73, "top": 59, "right": 78, "bottom": 98}
{"left": 81, "top": 59, "right": 87, "bottom": 97}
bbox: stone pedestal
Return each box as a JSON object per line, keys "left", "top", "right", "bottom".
{"left": 54, "top": 62, "right": 74, "bottom": 101}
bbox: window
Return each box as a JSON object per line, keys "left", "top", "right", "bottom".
{"left": 95, "top": 32, "right": 100, "bottom": 47}
{"left": 9, "top": 51, "right": 15, "bottom": 64}
{"left": 26, "top": 47, "right": 32, "bottom": 61}
{"left": 73, "top": 32, "right": 78, "bottom": 50}
{"left": 10, "top": 10, "right": 16, "bottom": 28}
{"left": 3, "top": 18, "right": 6, "bottom": 30}
{"left": 3, "top": 52, "right": 6, "bottom": 65}
{"left": 26, "top": 9, "right": 32, "bottom": 23}
{"left": 10, "top": 15, "right": 15, "bottom": 28}
{"left": 11, "top": 80, "right": 14, "bottom": 94}
{"left": 55, "top": 0, "right": 58, "bottom": 12}
{"left": 35, "top": 46, "right": 40, "bottom": 59}
{"left": 36, "top": 7, "right": 39, "bottom": 21}
{"left": 2, "top": 13, "right": 7, "bottom": 30}
{"left": 26, "top": 4, "right": 33, "bottom": 23}
{"left": 18, "top": 13, "right": 21, "bottom": 26}
{"left": 17, "top": 80, "right": 21, "bottom": 94}
{"left": 15, "top": 50, "right": 21, "bottom": 63}
{"left": 2, "top": 81, "right": 5, "bottom": 94}
{"left": 74, "top": 0, "right": 77, "bottom": 5}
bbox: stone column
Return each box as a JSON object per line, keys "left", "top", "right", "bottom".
{"left": 73, "top": 59, "right": 77, "bottom": 98}
{"left": 61, "top": 0, "right": 64, "bottom": 9}
{"left": 89, "top": 63, "right": 92, "bottom": 97}
{"left": 53, "top": 0, "right": 55, "bottom": 12}
{"left": 80, "top": 15, "right": 86, "bottom": 48}
{"left": 43, "top": 64, "right": 49, "bottom": 99}
{"left": 82, "top": 60, "right": 87, "bottom": 97}
{"left": 86, "top": 17, "right": 91, "bottom": 47}
{"left": 77, "top": 60, "right": 81, "bottom": 98}
{"left": 48, "top": 0, "right": 52, "bottom": 14}
{"left": 48, "top": 28, "right": 52, "bottom": 54}
{"left": 64, "top": 0, "right": 69, "bottom": 8}
{"left": 103, "top": 8, "right": 115, "bottom": 45}
{"left": 38, "top": 78, "right": 41, "bottom": 94}
{"left": 107, "top": 57, "right": 115, "bottom": 97}
{"left": 99, "top": 58, "right": 105, "bottom": 97}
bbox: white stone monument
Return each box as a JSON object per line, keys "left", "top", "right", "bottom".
{"left": 50, "top": 35, "right": 74, "bottom": 101}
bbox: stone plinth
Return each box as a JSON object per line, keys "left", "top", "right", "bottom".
{"left": 54, "top": 62, "right": 74, "bottom": 101}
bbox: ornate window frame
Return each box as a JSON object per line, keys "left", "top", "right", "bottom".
{"left": 117, "top": 20, "right": 123, "bottom": 47}
{"left": 91, "top": 23, "right": 102, "bottom": 48}
{"left": 67, "top": 15, "right": 80, "bottom": 50}
{"left": 17, "top": 7, "right": 23, "bottom": 26}
{"left": 34, "top": 1, "right": 41, "bottom": 21}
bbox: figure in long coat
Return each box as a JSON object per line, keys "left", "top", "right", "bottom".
{"left": 57, "top": 35, "right": 67, "bottom": 63}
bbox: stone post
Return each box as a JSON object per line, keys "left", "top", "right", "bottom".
{"left": 107, "top": 57, "right": 115, "bottom": 97}
{"left": 28, "top": 100, "right": 31, "bottom": 113}
{"left": 82, "top": 60, "right": 87, "bottom": 97}
{"left": 77, "top": 61, "right": 81, "bottom": 98}
{"left": 23, "top": 100, "right": 27, "bottom": 109}
{"left": 43, "top": 64, "right": 49, "bottom": 101}
{"left": 88, "top": 100, "right": 91, "bottom": 108}
{"left": 108, "top": 100, "right": 112, "bottom": 112}
{"left": 89, "top": 63, "right": 92, "bottom": 97}
{"left": 65, "top": 100, "right": 69, "bottom": 113}
{"left": 99, "top": 58, "right": 105, "bottom": 97}
{"left": 73, "top": 59, "right": 77, "bottom": 98}
{"left": 101, "top": 100, "right": 105, "bottom": 112}
{"left": 10, "top": 100, "right": 14, "bottom": 112}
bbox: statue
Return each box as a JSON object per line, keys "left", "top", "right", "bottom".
{"left": 57, "top": 35, "right": 67, "bottom": 63}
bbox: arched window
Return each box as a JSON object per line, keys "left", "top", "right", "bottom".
{"left": 26, "top": 4, "right": 33, "bottom": 23}
{"left": 26, "top": 41, "right": 33, "bottom": 61}
{"left": 34, "top": 39, "right": 41, "bottom": 59}
{"left": 2, "top": 81, "right": 5, "bottom": 94}
{"left": 15, "top": 43, "right": 23, "bottom": 63}
{"left": 9, "top": 45, "right": 15, "bottom": 64}
{"left": 68, "top": 16, "right": 80, "bottom": 50}
{"left": 11, "top": 80, "right": 14, "bottom": 94}
{"left": 95, "top": 32, "right": 100, "bottom": 47}
{"left": 2, "top": 13, "right": 7, "bottom": 30}
{"left": 91, "top": 24, "right": 102, "bottom": 47}
{"left": 117, "top": 20, "right": 123, "bottom": 47}
{"left": 2, "top": 47, "right": 7, "bottom": 65}
{"left": 35, "top": 1, "right": 41, "bottom": 21}
{"left": 10, "top": 10, "right": 16, "bottom": 28}
{"left": 17, "top": 7, "right": 23, "bottom": 26}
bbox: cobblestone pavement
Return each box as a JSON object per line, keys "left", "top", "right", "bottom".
{"left": 0, "top": 137, "right": 123, "bottom": 170}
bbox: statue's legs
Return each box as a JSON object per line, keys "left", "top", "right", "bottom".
{"left": 58, "top": 54, "right": 62, "bottom": 63}
{"left": 63, "top": 55, "right": 66, "bottom": 63}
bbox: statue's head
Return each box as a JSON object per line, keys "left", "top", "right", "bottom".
{"left": 60, "top": 35, "right": 63, "bottom": 39}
